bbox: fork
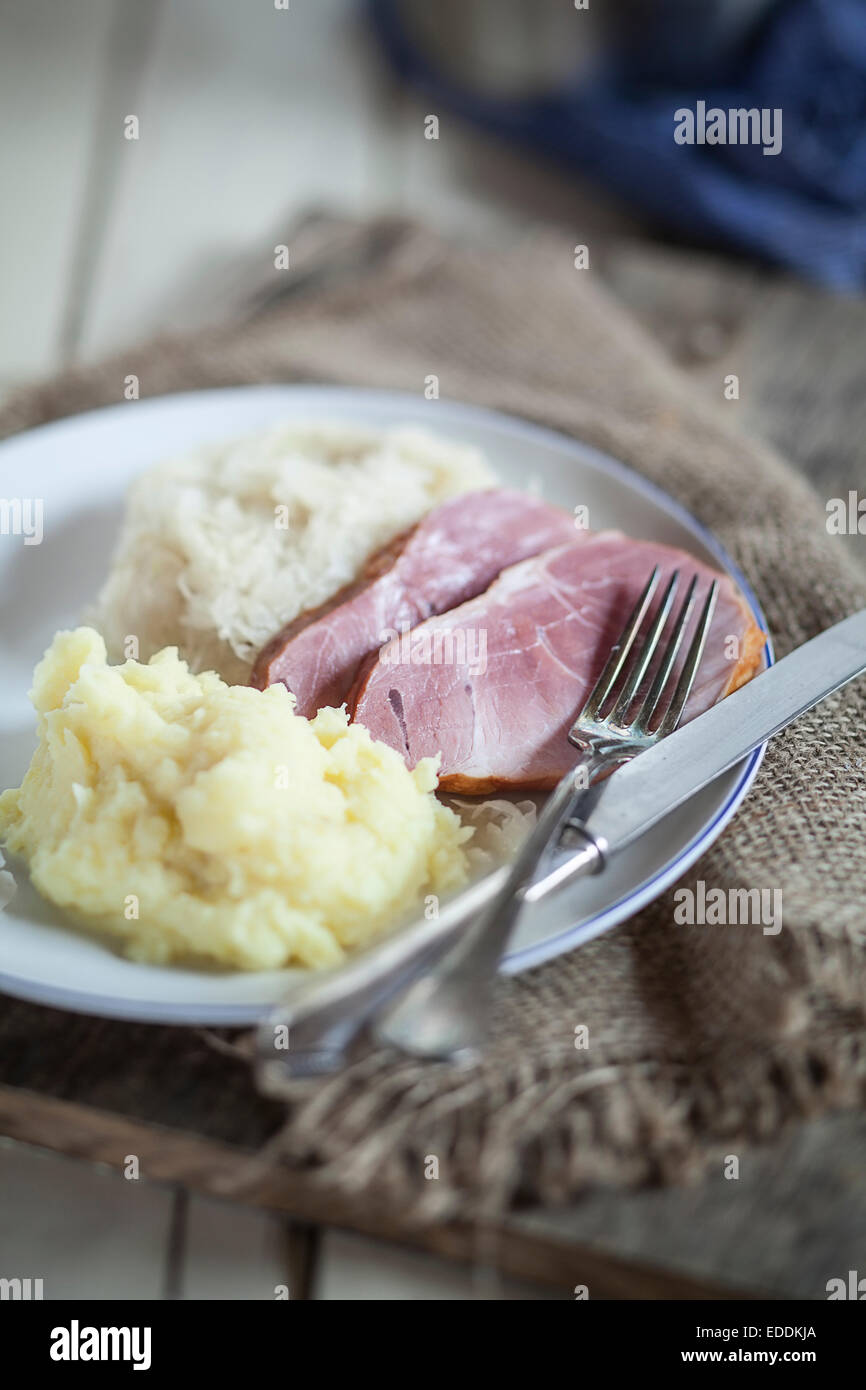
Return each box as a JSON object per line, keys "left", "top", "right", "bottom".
{"left": 370, "top": 566, "right": 719, "bottom": 1062}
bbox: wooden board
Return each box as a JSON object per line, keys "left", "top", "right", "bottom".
{"left": 4, "top": 1067, "right": 865, "bottom": 1299}
{"left": 0, "top": 1078, "right": 756, "bottom": 1299}
{"left": 3, "top": 232, "right": 866, "bottom": 1299}
{"left": 2, "top": 0, "right": 865, "bottom": 1301}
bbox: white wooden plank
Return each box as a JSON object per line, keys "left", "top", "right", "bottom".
{"left": 315, "top": 1229, "right": 555, "bottom": 1300}
{"left": 0, "top": 0, "right": 117, "bottom": 380}
{"left": 79, "top": 0, "right": 389, "bottom": 359}
{"left": 180, "top": 1194, "right": 292, "bottom": 1300}
{"left": 0, "top": 1138, "right": 173, "bottom": 1300}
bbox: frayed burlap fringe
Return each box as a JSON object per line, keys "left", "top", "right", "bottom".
{"left": 250, "top": 920, "right": 866, "bottom": 1224}
{"left": 4, "top": 215, "right": 865, "bottom": 1222}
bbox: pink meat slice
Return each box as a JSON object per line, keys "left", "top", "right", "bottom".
{"left": 251, "top": 489, "right": 578, "bottom": 715}
{"left": 349, "top": 533, "right": 766, "bottom": 793}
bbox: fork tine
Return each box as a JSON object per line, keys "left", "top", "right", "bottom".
{"left": 609, "top": 569, "right": 680, "bottom": 725}
{"left": 656, "top": 579, "right": 720, "bottom": 737}
{"left": 575, "top": 566, "right": 660, "bottom": 725}
{"left": 632, "top": 573, "right": 698, "bottom": 732}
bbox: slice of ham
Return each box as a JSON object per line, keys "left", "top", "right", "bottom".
{"left": 349, "top": 533, "right": 766, "bottom": 793}
{"left": 251, "top": 489, "right": 578, "bottom": 715}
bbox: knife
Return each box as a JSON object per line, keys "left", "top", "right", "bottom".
{"left": 257, "top": 609, "right": 866, "bottom": 1081}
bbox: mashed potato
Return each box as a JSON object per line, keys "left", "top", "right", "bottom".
{"left": 0, "top": 629, "right": 471, "bottom": 971}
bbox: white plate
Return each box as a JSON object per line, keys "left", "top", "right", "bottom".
{"left": 0, "top": 387, "right": 770, "bottom": 1025}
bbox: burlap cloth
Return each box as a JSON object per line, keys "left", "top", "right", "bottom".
{"left": 3, "top": 217, "right": 865, "bottom": 1221}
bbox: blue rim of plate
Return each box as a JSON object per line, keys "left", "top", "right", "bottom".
{"left": 0, "top": 386, "right": 773, "bottom": 1019}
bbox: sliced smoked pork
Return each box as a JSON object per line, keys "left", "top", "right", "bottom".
{"left": 251, "top": 489, "right": 577, "bottom": 715}
{"left": 349, "top": 533, "right": 765, "bottom": 793}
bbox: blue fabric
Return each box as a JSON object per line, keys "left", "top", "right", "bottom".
{"left": 367, "top": 0, "right": 866, "bottom": 290}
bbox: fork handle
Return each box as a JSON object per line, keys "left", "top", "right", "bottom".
{"left": 369, "top": 749, "right": 615, "bottom": 1061}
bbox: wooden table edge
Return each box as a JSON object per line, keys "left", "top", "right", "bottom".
{"left": 0, "top": 1082, "right": 769, "bottom": 1300}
